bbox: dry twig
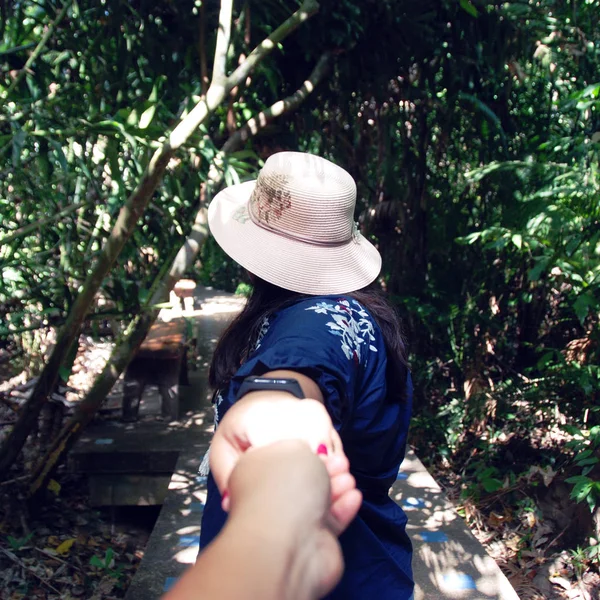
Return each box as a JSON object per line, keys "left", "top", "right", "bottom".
{"left": 0, "top": 546, "right": 62, "bottom": 595}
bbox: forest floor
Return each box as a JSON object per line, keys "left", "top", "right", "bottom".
{"left": 441, "top": 469, "right": 600, "bottom": 600}
{"left": 0, "top": 337, "right": 159, "bottom": 599}
{"left": 416, "top": 413, "right": 600, "bottom": 600}
{"left": 0, "top": 475, "right": 154, "bottom": 600}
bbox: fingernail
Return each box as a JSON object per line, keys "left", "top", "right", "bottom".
{"left": 317, "top": 444, "right": 328, "bottom": 456}
{"left": 221, "top": 490, "right": 230, "bottom": 512}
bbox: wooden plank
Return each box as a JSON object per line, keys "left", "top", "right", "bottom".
{"left": 138, "top": 320, "right": 186, "bottom": 359}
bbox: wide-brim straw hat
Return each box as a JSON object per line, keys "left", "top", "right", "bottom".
{"left": 208, "top": 151, "right": 382, "bottom": 295}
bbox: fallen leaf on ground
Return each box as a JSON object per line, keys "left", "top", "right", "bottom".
{"left": 56, "top": 538, "right": 75, "bottom": 555}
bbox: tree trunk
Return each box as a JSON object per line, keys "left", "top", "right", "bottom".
{"left": 27, "top": 14, "right": 325, "bottom": 497}
{"left": 28, "top": 311, "right": 153, "bottom": 496}
{"left": 0, "top": 0, "right": 319, "bottom": 478}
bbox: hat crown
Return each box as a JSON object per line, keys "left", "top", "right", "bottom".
{"left": 249, "top": 152, "right": 357, "bottom": 244}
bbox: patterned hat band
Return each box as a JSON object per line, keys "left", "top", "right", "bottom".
{"left": 247, "top": 178, "right": 360, "bottom": 247}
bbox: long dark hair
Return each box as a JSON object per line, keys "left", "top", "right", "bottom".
{"left": 209, "top": 277, "right": 409, "bottom": 403}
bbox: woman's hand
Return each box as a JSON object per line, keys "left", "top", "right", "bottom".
{"left": 209, "top": 393, "right": 361, "bottom": 534}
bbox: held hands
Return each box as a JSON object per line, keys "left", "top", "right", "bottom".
{"left": 226, "top": 441, "right": 354, "bottom": 599}
{"left": 165, "top": 442, "right": 359, "bottom": 600}
{"left": 209, "top": 394, "right": 362, "bottom": 535}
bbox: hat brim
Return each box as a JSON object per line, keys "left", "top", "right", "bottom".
{"left": 208, "top": 181, "right": 382, "bottom": 295}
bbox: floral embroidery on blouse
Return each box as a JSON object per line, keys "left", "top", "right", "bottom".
{"left": 213, "top": 390, "right": 225, "bottom": 428}
{"left": 305, "top": 299, "right": 377, "bottom": 363}
{"left": 252, "top": 316, "right": 270, "bottom": 352}
{"left": 199, "top": 390, "right": 225, "bottom": 474}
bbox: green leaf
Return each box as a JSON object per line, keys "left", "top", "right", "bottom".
{"left": 482, "top": 478, "right": 503, "bottom": 493}
{"left": 511, "top": 234, "right": 522, "bottom": 250}
{"left": 149, "top": 75, "right": 167, "bottom": 103}
{"left": 230, "top": 150, "right": 259, "bottom": 161}
{"left": 105, "top": 547, "right": 114, "bottom": 566}
{"left": 48, "top": 140, "right": 68, "bottom": 173}
{"left": 93, "top": 119, "right": 137, "bottom": 149}
{"left": 456, "top": 232, "right": 481, "bottom": 245}
{"left": 262, "top": 65, "right": 280, "bottom": 97}
{"left": 58, "top": 365, "right": 72, "bottom": 382}
{"left": 52, "top": 49, "right": 71, "bottom": 65}
{"left": 573, "top": 293, "right": 593, "bottom": 325}
{"left": 151, "top": 302, "right": 175, "bottom": 309}
{"left": 127, "top": 109, "right": 139, "bottom": 127}
{"left": 581, "top": 83, "right": 600, "bottom": 98}
{"left": 566, "top": 475, "right": 594, "bottom": 503}
{"left": 138, "top": 104, "right": 156, "bottom": 130}
{"left": 576, "top": 100, "right": 596, "bottom": 111}
{"left": 478, "top": 467, "right": 497, "bottom": 479}
{"left": 12, "top": 129, "right": 27, "bottom": 168}
{"left": 528, "top": 256, "right": 550, "bottom": 282}
{"left": 459, "top": 93, "right": 503, "bottom": 135}
{"left": 90, "top": 555, "right": 105, "bottom": 568}
{"left": 106, "top": 139, "right": 122, "bottom": 190}
{"left": 224, "top": 164, "right": 241, "bottom": 187}
{"left": 7, "top": 532, "right": 34, "bottom": 550}
{"left": 26, "top": 74, "right": 41, "bottom": 100}
{"left": 458, "top": 0, "right": 478, "bottom": 17}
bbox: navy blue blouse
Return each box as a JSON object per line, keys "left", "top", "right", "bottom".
{"left": 200, "top": 296, "right": 414, "bottom": 599}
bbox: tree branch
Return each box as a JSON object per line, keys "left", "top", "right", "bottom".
{"left": 223, "top": 52, "right": 331, "bottom": 152}
{"left": 0, "top": 547, "right": 61, "bottom": 595}
{"left": 24, "top": 0, "right": 322, "bottom": 489}
{"left": 207, "top": 52, "right": 331, "bottom": 189}
{"left": 26, "top": 46, "right": 331, "bottom": 494}
{"left": 211, "top": 0, "right": 233, "bottom": 85}
{"left": 227, "top": 0, "right": 319, "bottom": 88}
{"left": 0, "top": 203, "right": 87, "bottom": 246}
{"left": 198, "top": 2, "right": 209, "bottom": 94}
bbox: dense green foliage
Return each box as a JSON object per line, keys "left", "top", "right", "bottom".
{"left": 1, "top": 0, "right": 599, "bottom": 591}
{"left": 2, "top": 1, "right": 219, "bottom": 334}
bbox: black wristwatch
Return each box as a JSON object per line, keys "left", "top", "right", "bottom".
{"left": 236, "top": 376, "right": 305, "bottom": 400}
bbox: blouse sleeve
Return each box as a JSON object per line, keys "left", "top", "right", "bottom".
{"left": 226, "top": 298, "right": 383, "bottom": 431}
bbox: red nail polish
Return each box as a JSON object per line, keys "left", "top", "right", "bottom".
{"left": 317, "top": 444, "right": 328, "bottom": 456}
{"left": 221, "top": 489, "right": 230, "bottom": 512}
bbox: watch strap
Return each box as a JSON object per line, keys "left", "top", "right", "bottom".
{"left": 236, "top": 376, "right": 305, "bottom": 400}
